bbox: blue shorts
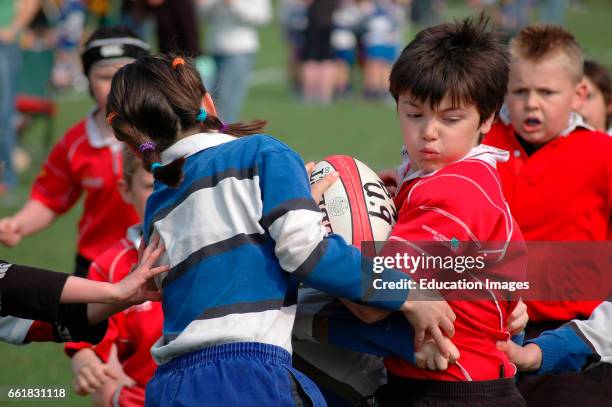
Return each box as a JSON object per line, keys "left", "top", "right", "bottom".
{"left": 365, "top": 45, "right": 398, "bottom": 64}
{"left": 145, "top": 342, "right": 326, "bottom": 407}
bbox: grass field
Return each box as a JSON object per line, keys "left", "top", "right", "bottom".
{"left": 1, "top": 1, "right": 610, "bottom": 405}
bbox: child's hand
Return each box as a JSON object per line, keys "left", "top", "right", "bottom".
{"left": 73, "top": 360, "right": 118, "bottom": 395}
{"left": 507, "top": 299, "right": 529, "bottom": 335}
{"left": 305, "top": 162, "right": 340, "bottom": 202}
{"left": 71, "top": 349, "right": 119, "bottom": 396}
{"left": 111, "top": 234, "right": 168, "bottom": 304}
{"left": 415, "top": 338, "right": 460, "bottom": 370}
{"left": 377, "top": 168, "right": 399, "bottom": 197}
{"left": 0, "top": 217, "right": 22, "bottom": 247}
{"left": 400, "top": 289, "right": 456, "bottom": 356}
{"left": 496, "top": 340, "right": 542, "bottom": 372}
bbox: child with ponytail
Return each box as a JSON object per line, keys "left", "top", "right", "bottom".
{"left": 106, "top": 54, "right": 455, "bottom": 406}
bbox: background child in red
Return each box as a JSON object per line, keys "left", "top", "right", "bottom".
{"left": 484, "top": 25, "right": 612, "bottom": 323}
{"left": 65, "top": 149, "right": 162, "bottom": 407}
{"left": 483, "top": 24, "right": 612, "bottom": 405}
{"left": 0, "top": 26, "right": 150, "bottom": 277}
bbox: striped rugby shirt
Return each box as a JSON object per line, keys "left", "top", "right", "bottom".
{"left": 144, "top": 133, "right": 409, "bottom": 364}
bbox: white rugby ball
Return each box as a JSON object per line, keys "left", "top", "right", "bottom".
{"left": 309, "top": 155, "right": 397, "bottom": 247}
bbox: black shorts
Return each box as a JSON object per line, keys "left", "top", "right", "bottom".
{"left": 518, "top": 363, "right": 612, "bottom": 406}
{"left": 374, "top": 374, "right": 525, "bottom": 407}
{"left": 301, "top": 27, "right": 334, "bottom": 62}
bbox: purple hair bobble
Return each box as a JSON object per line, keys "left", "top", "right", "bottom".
{"left": 219, "top": 122, "right": 228, "bottom": 133}
{"left": 139, "top": 142, "right": 156, "bottom": 153}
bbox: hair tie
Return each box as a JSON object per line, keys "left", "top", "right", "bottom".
{"left": 139, "top": 142, "right": 156, "bottom": 153}
{"left": 196, "top": 107, "right": 207, "bottom": 122}
{"left": 219, "top": 122, "right": 228, "bottom": 133}
{"left": 106, "top": 112, "right": 118, "bottom": 126}
{"left": 172, "top": 57, "right": 185, "bottom": 69}
{"left": 151, "top": 162, "right": 162, "bottom": 171}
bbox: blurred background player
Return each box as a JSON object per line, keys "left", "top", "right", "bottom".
{"left": 301, "top": 0, "right": 341, "bottom": 104}
{"left": 362, "top": 0, "right": 407, "bottom": 101}
{"left": 198, "top": 0, "right": 272, "bottom": 122}
{"left": 0, "top": 26, "right": 149, "bottom": 277}
{"left": 0, "top": 0, "right": 40, "bottom": 193}
{"left": 66, "top": 149, "right": 161, "bottom": 407}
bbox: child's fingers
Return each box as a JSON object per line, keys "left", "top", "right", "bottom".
{"left": 305, "top": 162, "right": 315, "bottom": 177}
{"left": 507, "top": 300, "right": 529, "bottom": 334}
{"left": 76, "top": 373, "right": 97, "bottom": 394}
{"left": 140, "top": 239, "right": 165, "bottom": 270}
{"left": 448, "top": 343, "right": 460, "bottom": 364}
{"left": 426, "top": 355, "right": 437, "bottom": 370}
{"left": 73, "top": 378, "right": 89, "bottom": 396}
{"left": 434, "top": 352, "right": 449, "bottom": 370}
{"left": 415, "top": 351, "right": 427, "bottom": 369}
{"left": 310, "top": 171, "right": 339, "bottom": 203}
{"left": 440, "top": 314, "right": 455, "bottom": 339}
{"left": 414, "top": 329, "right": 425, "bottom": 351}
{"left": 102, "top": 366, "right": 119, "bottom": 381}
{"left": 429, "top": 326, "right": 450, "bottom": 358}
{"left": 142, "top": 233, "right": 160, "bottom": 260}
{"left": 146, "top": 265, "right": 170, "bottom": 279}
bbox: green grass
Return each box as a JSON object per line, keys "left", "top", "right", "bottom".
{"left": 1, "top": 1, "right": 610, "bottom": 405}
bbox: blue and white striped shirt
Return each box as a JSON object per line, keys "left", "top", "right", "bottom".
{"left": 144, "top": 133, "right": 408, "bottom": 364}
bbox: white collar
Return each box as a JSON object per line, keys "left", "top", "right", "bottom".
{"left": 160, "top": 132, "right": 236, "bottom": 165}
{"left": 86, "top": 108, "right": 123, "bottom": 149}
{"left": 498, "top": 105, "right": 594, "bottom": 136}
{"left": 398, "top": 144, "right": 509, "bottom": 185}
{"left": 607, "top": 127, "right": 612, "bottom": 137}
{"left": 126, "top": 224, "right": 143, "bottom": 248}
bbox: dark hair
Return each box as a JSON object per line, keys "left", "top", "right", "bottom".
{"left": 584, "top": 60, "right": 611, "bottom": 128}
{"left": 106, "top": 54, "right": 267, "bottom": 187}
{"left": 389, "top": 14, "right": 509, "bottom": 126}
{"left": 509, "top": 24, "right": 583, "bottom": 83}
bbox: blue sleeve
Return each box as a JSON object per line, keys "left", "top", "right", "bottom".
{"left": 527, "top": 325, "right": 594, "bottom": 375}
{"left": 257, "top": 139, "right": 410, "bottom": 310}
{"left": 325, "top": 311, "right": 416, "bottom": 363}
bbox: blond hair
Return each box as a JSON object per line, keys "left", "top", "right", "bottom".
{"left": 509, "top": 24, "right": 583, "bottom": 83}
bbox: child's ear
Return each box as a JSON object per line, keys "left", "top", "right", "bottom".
{"left": 117, "top": 179, "right": 133, "bottom": 205}
{"left": 571, "top": 79, "right": 588, "bottom": 111}
{"left": 478, "top": 114, "right": 496, "bottom": 136}
{"left": 202, "top": 93, "right": 218, "bottom": 118}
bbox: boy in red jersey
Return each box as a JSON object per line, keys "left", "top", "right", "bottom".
{"left": 347, "top": 15, "right": 527, "bottom": 406}
{"left": 484, "top": 25, "right": 611, "bottom": 322}
{"left": 0, "top": 26, "right": 150, "bottom": 277}
{"left": 65, "top": 149, "right": 162, "bottom": 407}
{"left": 484, "top": 25, "right": 612, "bottom": 405}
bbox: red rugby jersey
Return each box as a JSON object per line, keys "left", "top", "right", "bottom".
{"left": 30, "top": 112, "right": 139, "bottom": 261}
{"left": 484, "top": 121, "right": 612, "bottom": 321}
{"left": 385, "top": 146, "right": 526, "bottom": 381}
{"left": 65, "top": 226, "right": 162, "bottom": 387}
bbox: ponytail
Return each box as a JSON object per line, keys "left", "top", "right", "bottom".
{"left": 106, "top": 53, "right": 269, "bottom": 188}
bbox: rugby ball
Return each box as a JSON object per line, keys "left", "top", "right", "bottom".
{"left": 309, "top": 155, "right": 397, "bottom": 247}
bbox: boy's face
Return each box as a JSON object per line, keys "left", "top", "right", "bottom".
{"left": 397, "top": 92, "right": 494, "bottom": 174}
{"left": 118, "top": 166, "right": 155, "bottom": 220}
{"left": 577, "top": 76, "right": 610, "bottom": 132}
{"left": 89, "top": 60, "right": 132, "bottom": 116}
{"left": 505, "top": 53, "right": 587, "bottom": 145}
